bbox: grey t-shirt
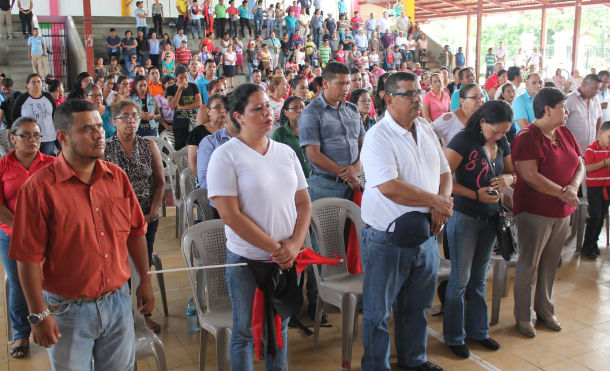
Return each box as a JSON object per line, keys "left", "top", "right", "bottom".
{"left": 298, "top": 94, "right": 365, "bottom": 176}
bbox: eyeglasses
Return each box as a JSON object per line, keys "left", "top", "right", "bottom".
{"left": 389, "top": 90, "right": 424, "bottom": 100}
{"left": 288, "top": 106, "right": 304, "bottom": 112}
{"left": 87, "top": 94, "right": 103, "bottom": 98}
{"left": 13, "top": 133, "right": 42, "bottom": 140}
{"left": 116, "top": 115, "right": 141, "bottom": 121}
{"left": 464, "top": 95, "right": 485, "bottom": 101}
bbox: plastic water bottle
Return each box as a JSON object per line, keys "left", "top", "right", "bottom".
{"left": 186, "top": 297, "right": 199, "bottom": 333}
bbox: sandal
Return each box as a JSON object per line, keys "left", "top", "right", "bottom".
{"left": 10, "top": 339, "right": 29, "bottom": 359}
{"left": 145, "top": 316, "right": 161, "bottom": 334}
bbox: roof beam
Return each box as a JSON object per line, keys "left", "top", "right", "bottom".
{"left": 415, "top": 4, "right": 446, "bottom": 16}
{"left": 434, "top": 0, "right": 472, "bottom": 12}
{"left": 483, "top": 0, "right": 511, "bottom": 9}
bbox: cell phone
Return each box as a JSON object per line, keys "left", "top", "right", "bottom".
{"left": 487, "top": 189, "right": 499, "bottom": 196}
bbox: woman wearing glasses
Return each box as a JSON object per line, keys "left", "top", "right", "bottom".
{"left": 187, "top": 94, "right": 228, "bottom": 176}
{"left": 84, "top": 84, "right": 115, "bottom": 138}
{"left": 432, "top": 83, "right": 485, "bottom": 148}
{"left": 10, "top": 73, "right": 56, "bottom": 155}
{"left": 105, "top": 100, "right": 165, "bottom": 333}
{"left": 272, "top": 96, "right": 310, "bottom": 178}
{"left": 0, "top": 117, "right": 55, "bottom": 359}
{"left": 349, "top": 88, "right": 376, "bottom": 131}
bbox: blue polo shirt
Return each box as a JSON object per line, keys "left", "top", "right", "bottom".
{"left": 450, "top": 88, "right": 490, "bottom": 111}
{"left": 196, "top": 76, "right": 211, "bottom": 104}
{"left": 512, "top": 90, "right": 535, "bottom": 133}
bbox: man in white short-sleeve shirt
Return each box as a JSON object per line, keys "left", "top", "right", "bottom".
{"left": 360, "top": 71, "right": 452, "bottom": 371}
{"left": 565, "top": 74, "right": 602, "bottom": 154}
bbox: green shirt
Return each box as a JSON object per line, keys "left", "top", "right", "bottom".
{"left": 485, "top": 54, "right": 496, "bottom": 67}
{"left": 215, "top": 4, "right": 228, "bottom": 18}
{"left": 318, "top": 45, "right": 331, "bottom": 63}
{"left": 271, "top": 124, "right": 311, "bottom": 178}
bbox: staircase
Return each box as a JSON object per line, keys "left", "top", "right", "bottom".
{"left": 0, "top": 15, "right": 38, "bottom": 91}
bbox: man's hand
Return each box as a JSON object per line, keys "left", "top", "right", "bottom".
{"left": 136, "top": 280, "right": 155, "bottom": 315}
{"left": 430, "top": 208, "right": 448, "bottom": 235}
{"left": 32, "top": 316, "right": 61, "bottom": 348}
{"left": 338, "top": 165, "right": 361, "bottom": 190}
{"left": 432, "top": 194, "right": 453, "bottom": 216}
{"left": 271, "top": 239, "right": 300, "bottom": 270}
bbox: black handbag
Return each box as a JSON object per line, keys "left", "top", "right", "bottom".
{"left": 481, "top": 148, "right": 518, "bottom": 261}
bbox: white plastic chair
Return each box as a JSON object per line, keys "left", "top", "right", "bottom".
{"left": 185, "top": 188, "right": 216, "bottom": 227}
{"left": 0, "top": 129, "right": 13, "bottom": 157}
{"left": 181, "top": 220, "right": 232, "bottom": 371}
{"left": 179, "top": 168, "right": 198, "bottom": 236}
{"left": 129, "top": 259, "right": 167, "bottom": 371}
{"left": 145, "top": 135, "right": 174, "bottom": 217}
{"left": 168, "top": 147, "right": 189, "bottom": 238}
{"left": 310, "top": 198, "right": 364, "bottom": 371}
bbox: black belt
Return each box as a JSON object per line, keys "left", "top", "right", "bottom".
{"left": 312, "top": 172, "right": 345, "bottom": 183}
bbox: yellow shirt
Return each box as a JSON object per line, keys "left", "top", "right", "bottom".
{"left": 176, "top": 0, "right": 188, "bottom": 13}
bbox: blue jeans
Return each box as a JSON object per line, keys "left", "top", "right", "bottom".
{"left": 0, "top": 229, "right": 30, "bottom": 341}
{"left": 136, "top": 127, "right": 158, "bottom": 137}
{"left": 361, "top": 228, "right": 439, "bottom": 371}
{"left": 40, "top": 141, "right": 55, "bottom": 156}
{"left": 266, "top": 19, "right": 275, "bottom": 38}
{"left": 247, "top": 62, "right": 255, "bottom": 82}
{"left": 274, "top": 19, "right": 283, "bottom": 39}
{"left": 44, "top": 282, "right": 135, "bottom": 371}
{"left": 137, "top": 26, "right": 147, "bottom": 38}
{"left": 443, "top": 210, "right": 496, "bottom": 345}
{"left": 255, "top": 19, "right": 263, "bottom": 36}
{"left": 191, "top": 19, "right": 202, "bottom": 38}
{"left": 286, "top": 28, "right": 295, "bottom": 43}
{"left": 226, "top": 250, "right": 288, "bottom": 371}
{"left": 313, "top": 27, "right": 321, "bottom": 47}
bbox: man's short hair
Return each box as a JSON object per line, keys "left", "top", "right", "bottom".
{"left": 204, "top": 59, "right": 216, "bottom": 67}
{"left": 54, "top": 99, "right": 98, "bottom": 132}
{"left": 458, "top": 67, "right": 471, "bottom": 80}
{"left": 507, "top": 66, "right": 521, "bottom": 81}
{"left": 384, "top": 71, "right": 417, "bottom": 95}
{"left": 175, "top": 65, "right": 188, "bottom": 76}
{"left": 109, "top": 27, "right": 116, "bottom": 32}
{"left": 533, "top": 87, "right": 567, "bottom": 119}
{"left": 583, "top": 73, "right": 603, "bottom": 84}
{"left": 599, "top": 70, "right": 610, "bottom": 79}
{"left": 322, "top": 61, "right": 350, "bottom": 82}
{"left": 1, "top": 78, "right": 13, "bottom": 88}
{"left": 526, "top": 72, "right": 541, "bottom": 81}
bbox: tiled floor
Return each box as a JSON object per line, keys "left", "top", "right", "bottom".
{"left": 3, "top": 208, "right": 610, "bottom": 370}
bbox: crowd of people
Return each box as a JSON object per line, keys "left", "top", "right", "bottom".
{"left": 0, "top": 1, "right": 609, "bottom": 371}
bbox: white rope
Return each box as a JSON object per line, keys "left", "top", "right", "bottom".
{"left": 147, "top": 263, "right": 248, "bottom": 274}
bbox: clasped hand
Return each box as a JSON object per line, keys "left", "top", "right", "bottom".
{"left": 271, "top": 239, "right": 300, "bottom": 270}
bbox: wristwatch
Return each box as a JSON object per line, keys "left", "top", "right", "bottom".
{"left": 27, "top": 309, "right": 51, "bottom": 325}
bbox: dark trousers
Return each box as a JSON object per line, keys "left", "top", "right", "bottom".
{"left": 229, "top": 19, "right": 238, "bottom": 38}
{"left": 584, "top": 186, "right": 610, "bottom": 253}
{"left": 19, "top": 11, "right": 32, "bottom": 36}
{"left": 145, "top": 219, "right": 159, "bottom": 266}
{"left": 153, "top": 14, "right": 163, "bottom": 35}
{"left": 150, "top": 54, "right": 160, "bottom": 66}
{"left": 215, "top": 18, "right": 226, "bottom": 38}
{"left": 177, "top": 14, "right": 188, "bottom": 32}
{"left": 173, "top": 124, "right": 189, "bottom": 150}
{"left": 240, "top": 18, "right": 251, "bottom": 38}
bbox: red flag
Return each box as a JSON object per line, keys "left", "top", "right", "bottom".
{"left": 347, "top": 190, "right": 363, "bottom": 274}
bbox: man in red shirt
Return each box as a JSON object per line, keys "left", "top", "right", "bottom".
{"left": 10, "top": 99, "right": 154, "bottom": 370}
{"left": 350, "top": 11, "right": 363, "bottom": 38}
{"left": 148, "top": 66, "right": 164, "bottom": 96}
{"left": 484, "top": 62, "right": 504, "bottom": 93}
{"left": 175, "top": 39, "right": 192, "bottom": 65}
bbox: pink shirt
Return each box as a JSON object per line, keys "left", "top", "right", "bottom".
{"left": 423, "top": 90, "right": 450, "bottom": 122}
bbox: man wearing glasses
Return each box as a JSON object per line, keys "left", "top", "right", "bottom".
{"left": 360, "top": 72, "right": 452, "bottom": 371}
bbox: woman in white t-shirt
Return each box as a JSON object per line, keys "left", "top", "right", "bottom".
{"left": 267, "top": 75, "right": 288, "bottom": 130}
{"left": 222, "top": 44, "right": 237, "bottom": 88}
{"left": 207, "top": 83, "right": 311, "bottom": 371}
{"left": 432, "top": 84, "right": 484, "bottom": 148}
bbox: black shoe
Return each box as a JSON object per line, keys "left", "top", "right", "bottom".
{"left": 581, "top": 249, "right": 597, "bottom": 260}
{"left": 475, "top": 337, "right": 500, "bottom": 350}
{"left": 399, "top": 361, "right": 445, "bottom": 371}
{"left": 307, "top": 303, "right": 328, "bottom": 324}
{"left": 593, "top": 245, "right": 601, "bottom": 255}
{"left": 448, "top": 344, "right": 470, "bottom": 358}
